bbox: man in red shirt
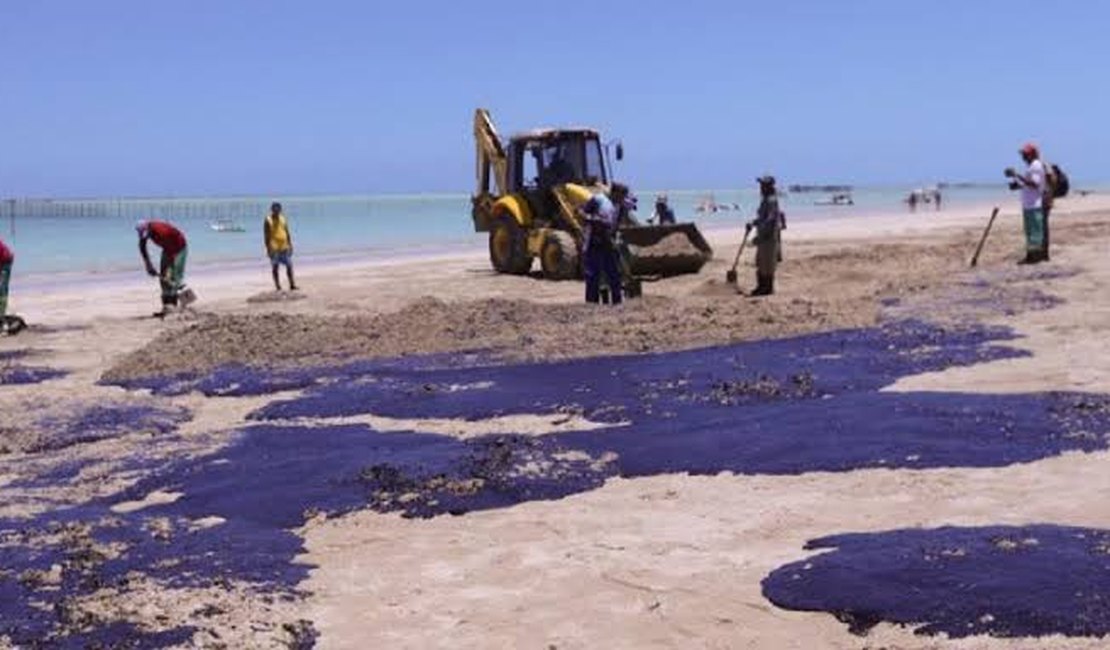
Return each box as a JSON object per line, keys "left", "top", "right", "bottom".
{"left": 137, "top": 220, "right": 189, "bottom": 317}
{"left": 0, "top": 236, "right": 13, "bottom": 322}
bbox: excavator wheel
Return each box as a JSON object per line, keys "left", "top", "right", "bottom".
{"left": 540, "top": 230, "right": 579, "bottom": 280}
{"left": 489, "top": 216, "right": 532, "bottom": 275}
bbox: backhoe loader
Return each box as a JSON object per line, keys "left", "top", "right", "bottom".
{"left": 471, "top": 108, "right": 712, "bottom": 281}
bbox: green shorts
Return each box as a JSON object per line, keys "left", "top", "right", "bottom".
{"left": 160, "top": 247, "right": 188, "bottom": 302}
{"left": 1022, "top": 208, "right": 1045, "bottom": 251}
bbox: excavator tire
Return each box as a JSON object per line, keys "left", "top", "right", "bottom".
{"left": 540, "top": 230, "right": 580, "bottom": 280}
{"left": 489, "top": 216, "right": 532, "bottom": 275}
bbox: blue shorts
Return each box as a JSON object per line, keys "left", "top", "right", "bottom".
{"left": 270, "top": 250, "right": 293, "bottom": 267}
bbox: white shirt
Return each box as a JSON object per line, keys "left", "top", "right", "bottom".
{"left": 1022, "top": 159, "right": 1046, "bottom": 210}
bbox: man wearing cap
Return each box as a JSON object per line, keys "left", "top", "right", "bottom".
{"left": 746, "top": 176, "right": 783, "bottom": 296}
{"left": 1005, "top": 143, "right": 1048, "bottom": 264}
{"left": 137, "top": 220, "right": 189, "bottom": 316}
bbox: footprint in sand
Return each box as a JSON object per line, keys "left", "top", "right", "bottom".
{"left": 246, "top": 290, "right": 307, "bottom": 305}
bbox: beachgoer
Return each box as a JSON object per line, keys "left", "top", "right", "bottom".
{"left": 0, "top": 236, "right": 13, "bottom": 322}
{"left": 1004, "top": 142, "right": 1048, "bottom": 264}
{"left": 579, "top": 184, "right": 627, "bottom": 305}
{"left": 908, "top": 191, "right": 918, "bottom": 212}
{"left": 934, "top": 189, "right": 942, "bottom": 211}
{"left": 747, "top": 176, "right": 783, "bottom": 296}
{"left": 137, "top": 220, "right": 189, "bottom": 316}
{"left": 652, "top": 194, "right": 676, "bottom": 225}
{"left": 264, "top": 202, "right": 297, "bottom": 291}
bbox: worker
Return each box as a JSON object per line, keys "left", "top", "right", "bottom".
{"left": 1004, "top": 142, "right": 1048, "bottom": 264}
{"left": 616, "top": 190, "right": 640, "bottom": 227}
{"left": 264, "top": 202, "right": 297, "bottom": 291}
{"left": 0, "top": 235, "right": 13, "bottom": 328}
{"left": 579, "top": 183, "right": 628, "bottom": 305}
{"left": 747, "top": 176, "right": 783, "bottom": 296}
{"left": 543, "top": 152, "right": 575, "bottom": 187}
{"left": 137, "top": 220, "right": 189, "bottom": 317}
{"left": 652, "top": 194, "right": 676, "bottom": 225}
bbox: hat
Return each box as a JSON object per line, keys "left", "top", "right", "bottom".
{"left": 656, "top": 193, "right": 668, "bottom": 203}
{"left": 1020, "top": 142, "right": 1039, "bottom": 156}
{"left": 135, "top": 220, "right": 150, "bottom": 235}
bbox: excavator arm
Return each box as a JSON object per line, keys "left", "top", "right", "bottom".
{"left": 472, "top": 109, "right": 510, "bottom": 231}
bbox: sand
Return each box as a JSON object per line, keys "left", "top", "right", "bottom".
{"left": 4, "top": 195, "right": 1110, "bottom": 647}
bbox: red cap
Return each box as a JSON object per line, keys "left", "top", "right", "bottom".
{"left": 1020, "top": 142, "right": 1039, "bottom": 156}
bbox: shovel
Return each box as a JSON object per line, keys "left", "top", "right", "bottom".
{"left": 969, "top": 206, "right": 1000, "bottom": 268}
{"left": 725, "top": 225, "right": 754, "bottom": 285}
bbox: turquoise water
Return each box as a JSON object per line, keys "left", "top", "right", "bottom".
{"left": 0, "top": 185, "right": 1035, "bottom": 276}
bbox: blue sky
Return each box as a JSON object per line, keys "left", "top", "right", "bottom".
{"left": 1, "top": 0, "right": 1107, "bottom": 197}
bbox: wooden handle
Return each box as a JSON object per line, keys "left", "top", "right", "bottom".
{"left": 731, "top": 228, "right": 752, "bottom": 271}
{"left": 970, "top": 207, "right": 1001, "bottom": 268}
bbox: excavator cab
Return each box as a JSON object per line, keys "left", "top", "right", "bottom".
{"left": 471, "top": 108, "right": 712, "bottom": 281}
{"left": 507, "top": 131, "right": 607, "bottom": 230}
{"left": 511, "top": 132, "right": 607, "bottom": 188}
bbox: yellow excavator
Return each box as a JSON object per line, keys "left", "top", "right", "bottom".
{"left": 471, "top": 108, "right": 712, "bottom": 281}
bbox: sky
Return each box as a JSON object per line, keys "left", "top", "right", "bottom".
{"left": 1, "top": 0, "right": 1108, "bottom": 197}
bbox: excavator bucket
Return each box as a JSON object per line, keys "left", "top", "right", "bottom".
{"left": 620, "top": 223, "right": 714, "bottom": 277}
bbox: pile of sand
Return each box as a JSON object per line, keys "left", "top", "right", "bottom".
{"left": 103, "top": 294, "right": 875, "bottom": 383}
{"left": 630, "top": 232, "right": 703, "bottom": 258}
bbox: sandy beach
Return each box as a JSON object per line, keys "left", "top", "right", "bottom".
{"left": 4, "top": 195, "right": 1110, "bottom": 648}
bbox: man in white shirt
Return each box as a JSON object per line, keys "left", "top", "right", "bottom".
{"left": 1005, "top": 142, "right": 1048, "bottom": 264}
{"left": 579, "top": 183, "right": 630, "bottom": 305}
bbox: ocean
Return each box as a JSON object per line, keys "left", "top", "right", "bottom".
{"left": 0, "top": 185, "right": 1056, "bottom": 277}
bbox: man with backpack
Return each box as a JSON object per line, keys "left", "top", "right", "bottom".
{"left": 1006, "top": 143, "right": 1070, "bottom": 263}
{"left": 1005, "top": 143, "right": 1050, "bottom": 264}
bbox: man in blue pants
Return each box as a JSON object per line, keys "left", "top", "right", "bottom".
{"left": 579, "top": 184, "right": 629, "bottom": 305}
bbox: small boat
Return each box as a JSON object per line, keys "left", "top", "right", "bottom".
{"left": 209, "top": 219, "right": 246, "bottom": 233}
{"left": 815, "top": 193, "right": 855, "bottom": 206}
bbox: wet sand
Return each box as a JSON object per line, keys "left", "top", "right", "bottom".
{"left": 3, "top": 196, "right": 1110, "bottom": 647}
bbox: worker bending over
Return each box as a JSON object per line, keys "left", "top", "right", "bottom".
{"left": 137, "top": 220, "right": 190, "bottom": 317}
{"left": 652, "top": 194, "right": 676, "bottom": 225}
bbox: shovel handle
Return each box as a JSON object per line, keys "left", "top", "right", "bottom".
{"left": 730, "top": 227, "right": 753, "bottom": 272}
{"left": 970, "top": 206, "right": 1000, "bottom": 268}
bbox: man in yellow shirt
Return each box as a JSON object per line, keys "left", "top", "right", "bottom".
{"left": 264, "top": 202, "right": 298, "bottom": 291}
